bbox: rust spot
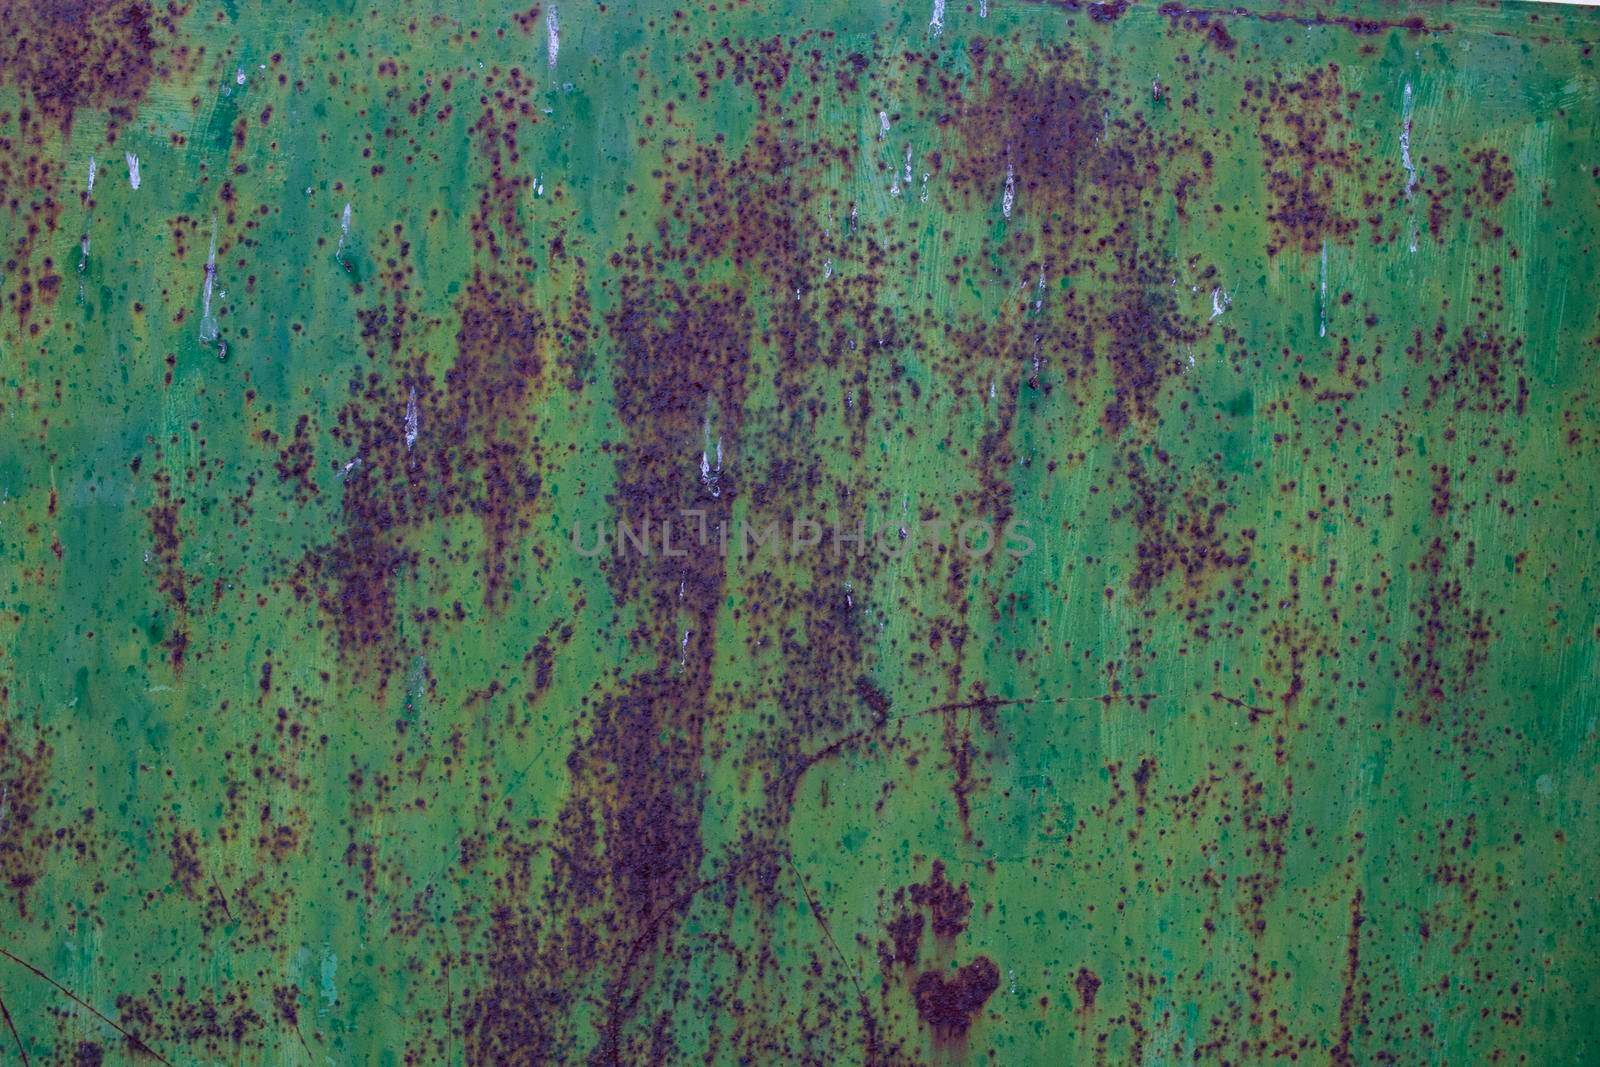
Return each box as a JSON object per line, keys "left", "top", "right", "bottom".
{"left": 1075, "top": 966, "right": 1101, "bottom": 1012}
{"left": 909, "top": 860, "right": 973, "bottom": 939}
{"left": 913, "top": 956, "right": 1000, "bottom": 1038}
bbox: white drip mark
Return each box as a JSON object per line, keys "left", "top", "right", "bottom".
{"left": 1401, "top": 81, "right": 1419, "bottom": 253}
{"left": 546, "top": 4, "right": 559, "bottom": 69}
{"left": 1034, "top": 268, "right": 1045, "bottom": 314}
{"left": 337, "top": 202, "right": 352, "bottom": 257}
{"left": 199, "top": 215, "right": 219, "bottom": 342}
{"left": 235, "top": 69, "right": 247, "bottom": 86}
{"left": 1318, "top": 239, "right": 1328, "bottom": 339}
{"left": 1400, "top": 82, "right": 1417, "bottom": 198}
{"left": 405, "top": 387, "right": 419, "bottom": 450}
{"left": 878, "top": 110, "right": 890, "bottom": 140}
{"left": 979, "top": 0, "right": 988, "bottom": 15}
{"left": 929, "top": 0, "right": 945, "bottom": 37}
{"left": 891, "top": 144, "right": 913, "bottom": 198}
{"left": 1002, "top": 159, "right": 1015, "bottom": 219}
{"left": 1210, "top": 286, "right": 1231, "bottom": 320}
{"left": 125, "top": 152, "right": 141, "bottom": 191}
{"left": 87, "top": 155, "right": 97, "bottom": 194}
{"left": 700, "top": 418, "right": 722, "bottom": 497}
{"left": 822, "top": 260, "right": 833, "bottom": 281}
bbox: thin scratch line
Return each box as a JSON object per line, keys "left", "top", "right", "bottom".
{"left": 0, "top": 946, "right": 171, "bottom": 1066}
{"left": 785, "top": 853, "right": 877, "bottom": 1040}
{"left": 0, "top": 987, "right": 28, "bottom": 1066}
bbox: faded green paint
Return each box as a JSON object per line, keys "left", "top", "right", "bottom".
{"left": 0, "top": 0, "right": 1598, "bottom": 1064}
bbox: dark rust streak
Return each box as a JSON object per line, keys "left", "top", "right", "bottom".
{"left": 1331, "top": 888, "right": 1366, "bottom": 1065}
{"left": 1155, "top": 3, "right": 1445, "bottom": 37}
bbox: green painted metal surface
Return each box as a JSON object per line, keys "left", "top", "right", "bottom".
{"left": 1, "top": 0, "right": 1598, "bottom": 1062}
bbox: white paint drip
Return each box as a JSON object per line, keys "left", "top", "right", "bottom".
{"left": 546, "top": 4, "right": 560, "bottom": 69}
{"left": 337, "top": 202, "right": 352, "bottom": 257}
{"left": 125, "top": 152, "right": 140, "bottom": 191}
{"left": 199, "top": 215, "right": 219, "bottom": 341}
{"left": 1002, "top": 160, "right": 1015, "bottom": 219}
{"left": 1318, "top": 239, "right": 1328, "bottom": 339}
{"left": 891, "top": 144, "right": 912, "bottom": 198}
{"left": 979, "top": 0, "right": 988, "bottom": 15}
{"left": 929, "top": 0, "right": 945, "bottom": 37}
{"left": 699, "top": 414, "right": 723, "bottom": 497}
{"left": 1400, "top": 82, "right": 1417, "bottom": 198}
{"left": 878, "top": 110, "right": 890, "bottom": 140}
{"left": 1401, "top": 81, "right": 1419, "bottom": 253}
{"left": 87, "top": 156, "right": 96, "bottom": 194}
{"left": 405, "top": 388, "right": 419, "bottom": 450}
{"left": 1210, "top": 286, "right": 1231, "bottom": 320}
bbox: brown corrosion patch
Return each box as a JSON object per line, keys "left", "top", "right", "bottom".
{"left": 912, "top": 956, "right": 1000, "bottom": 1038}
{"left": 1075, "top": 967, "right": 1101, "bottom": 1012}
{"left": 909, "top": 859, "right": 973, "bottom": 939}
{"left": 0, "top": 718, "right": 53, "bottom": 918}
{"left": 0, "top": 0, "right": 194, "bottom": 330}
{"left": 0, "top": 0, "right": 186, "bottom": 132}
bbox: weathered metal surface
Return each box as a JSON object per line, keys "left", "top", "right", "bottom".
{"left": 1, "top": 0, "right": 1597, "bottom": 1062}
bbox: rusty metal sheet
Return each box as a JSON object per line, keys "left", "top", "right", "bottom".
{"left": 1, "top": 0, "right": 1598, "bottom": 1062}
